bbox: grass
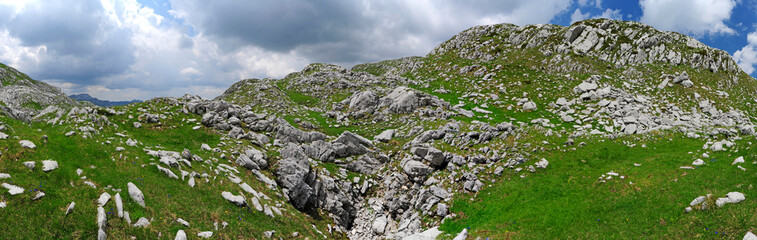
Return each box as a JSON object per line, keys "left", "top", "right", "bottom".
{"left": 440, "top": 133, "right": 757, "bottom": 239}
{"left": 0, "top": 100, "right": 338, "bottom": 239}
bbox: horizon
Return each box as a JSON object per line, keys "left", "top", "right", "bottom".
{"left": 1, "top": 0, "right": 756, "bottom": 102}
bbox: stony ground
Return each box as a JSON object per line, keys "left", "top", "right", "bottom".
{"left": 1, "top": 18, "right": 757, "bottom": 239}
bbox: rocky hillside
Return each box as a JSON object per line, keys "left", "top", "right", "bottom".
{"left": 1, "top": 19, "right": 757, "bottom": 240}
{"left": 0, "top": 63, "right": 80, "bottom": 121}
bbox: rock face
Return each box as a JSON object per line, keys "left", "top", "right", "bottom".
{"left": 276, "top": 144, "right": 316, "bottom": 210}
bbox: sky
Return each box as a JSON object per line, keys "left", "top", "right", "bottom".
{"left": 0, "top": 0, "right": 756, "bottom": 101}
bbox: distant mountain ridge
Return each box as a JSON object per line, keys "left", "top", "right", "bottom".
{"left": 69, "top": 93, "right": 142, "bottom": 107}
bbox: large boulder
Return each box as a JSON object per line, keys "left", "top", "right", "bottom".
{"left": 348, "top": 90, "right": 379, "bottom": 117}
{"left": 402, "top": 160, "right": 434, "bottom": 179}
{"left": 275, "top": 144, "right": 317, "bottom": 210}
{"left": 276, "top": 119, "right": 327, "bottom": 144}
{"left": 332, "top": 131, "right": 374, "bottom": 157}
{"left": 411, "top": 147, "right": 446, "bottom": 168}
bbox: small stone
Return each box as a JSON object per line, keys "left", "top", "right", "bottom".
{"left": 97, "top": 206, "right": 107, "bottom": 229}
{"left": 19, "top": 140, "right": 36, "bottom": 149}
{"left": 453, "top": 228, "right": 468, "bottom": 240}
{"left": 22, "top": 161, "right": 35, "bottom": 170}
{"left": 222, "top": 191, "right": 247, "bottom": 207}
{"left": 174, "top": 230, "right": 187, "bottom": 240}
{"left": 744, "top": 231, "right": 757, "bottom": 240}
{"left": 197, "top": 231, "right": 213, "bottom": 238}
{"left": 0, "top": 173, "right": 10, "bottom": 179}
{"left": 65, "top": 202, "right": 75, "bottom": 216}
{"left": 523, "top": 101, "right": 537, "bottom": 111}
{"left": 733, "top": 156, "right": 745, "bottom": 165}
{"left": 372, "top": 216, "right": 387, "bottom": 234}
{"left": 115, "top": 193, "right": 123, "bottom": 217}
{"left": 133, "top": 217, "right": 150, "bottom": 227}
{"left": 177, "top": 218, "right": 189, "bottom": 227}
{"left": 32, "top": 191, "right": 45, "bottom": 200}
{"left": 41, "top": 160, "right": 58, "bottom": 172}
{"left": 127, "top": 182, "right": 146, "bottom": 207}
{"left": 2, "top": 183, "right": 24, "bottom": 195}
{"left": 98, "top": 192, "right": 111, "bottom": 207}
{"left": 535, "top": 158, "right": 549, "bottom": 169}
{"left": 692, "top": 159, "right": 705, "bottom": 166}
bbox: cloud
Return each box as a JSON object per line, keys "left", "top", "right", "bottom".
{"left": 0, "top": 0, "right": 574, "bottom": 101}
{"left": 639, "top": 0, "right": 738, "bottom": 36}
{"left": 570, "top": 7, "right": 622, "bottom": 24}
{"left": 571, "top": 9, "right": 591, "bottom": 23}
{"left": 169, "top": 0, "right": 572, "bottom": 65}
{"left": 734, "top": 31, "right": 757, "bottom": 74}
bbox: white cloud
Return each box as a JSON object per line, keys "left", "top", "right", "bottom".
{"left": 734, "top": 31, "right": 757, "bottom": 74}
{"left": 597, "top": 8, "right": 623, "bottom": 20}
{"left": 639, "top": 0, "right": 737, "bottom": 36}
{"left": 571, "top": 9, "right": 591, "bottom": 23}
{"left": 570, "top": 8, "right": 622, "bottom": 24}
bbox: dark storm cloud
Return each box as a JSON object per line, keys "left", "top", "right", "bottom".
{"left": 170, "top": 0, "right": 571, "bottom": 64}
{"left": 4, "top": 0, "right": 135, "bottom": 84}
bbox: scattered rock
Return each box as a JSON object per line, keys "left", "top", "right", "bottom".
{"left": 174, "top": 230, "right": 187, "bottom": 240}
{"left": 522, "top": 101, "right": 537, "bottom": 111}
{"left": 535, "top": 158, "right": 549, "bottom": 169}
{"left": 197, "top": 232, "right": 213, "bottom": 238}
{"left": 41, "top": 160, "right": 58, "bottom": 172}
{"left": 2, "top": 183, "right": 24, "bottom": 195}
{"left": 19, "top": 140, "right": 36, "bottom": 149}
{"left": 177, "top": 218, "right": 189, "bottom": 227}
{"left": 127, "top": 182, "right": 146, "bottom": 207}
{"left": 374, "top": 129, "right": 396, "bottom": 142}
{"left": 32, "top": 191, "right": 45, "bottom": 200}
{"left": 733, "top": 156, "right": 745, "bottom": 165}
{"left": 115, "top": 193, "right": 123, "bottom": 218}
{"left": 453, "top": 228, "right": 468, "bottom": 240}
{"left": 133, "top": 217, "right": 150, "bottom": 227}
{"left": 22, "top": 161, "right": 35, "bottom": 170}
{"left": 372, "top": 216, "right": 387, "bottom": 234}
{"left": 97, "top": 192, "right": 111, "bottom": 207}
{"left": 715, "top": 192, "right": 745, "bottom": 207}
{"left": 692, "top": 159, "right": 705, "bottom": 166}
{"left": 744, "top": 231, "right": 757, "bottom": 240}
{"left": 222, "top": 191, "right": 247, "bottom": 207}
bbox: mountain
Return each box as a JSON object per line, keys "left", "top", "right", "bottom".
{"left": 69, "top": 93, "right": 142, "bottom": 107}
{"left": 1, "top": 19, "right": 756, "bottom": 240}
{"left": 0, "top": 63, "right": 80, "bottom": 121}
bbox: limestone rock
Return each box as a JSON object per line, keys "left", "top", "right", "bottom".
{"left": 127, "top": 182, "right": 146, "bottom": 207}
{"left": 22, "top": 161, "right": 35, "bottom": 170}
{"left": 197, "top": 232, "right": 213, "bottom": 238}
{"left": 2, "top": 183, "right": 24, "bottom": 195}
{"left": 133, "top": 217, "right": 150, "bottom": 227}
{"left": 403, "top": 160, "right": 433, "bottom": 179}
{"left": 222, "top": 191, "right": 247, "bottom": 207}
{"left": 65, "top": 202, "right": 75, "bottom": 216}
{"left": 522, "top": 101, "right": 537, "bottom": 111}
{"left": 175, "top": 230, "right": 187, "bottom": 240}
{"left": 19, "top": 140, "right": 36, "bottom": 149}
{"left": 41, "top": 160, "right": 58, "bottom": 172}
